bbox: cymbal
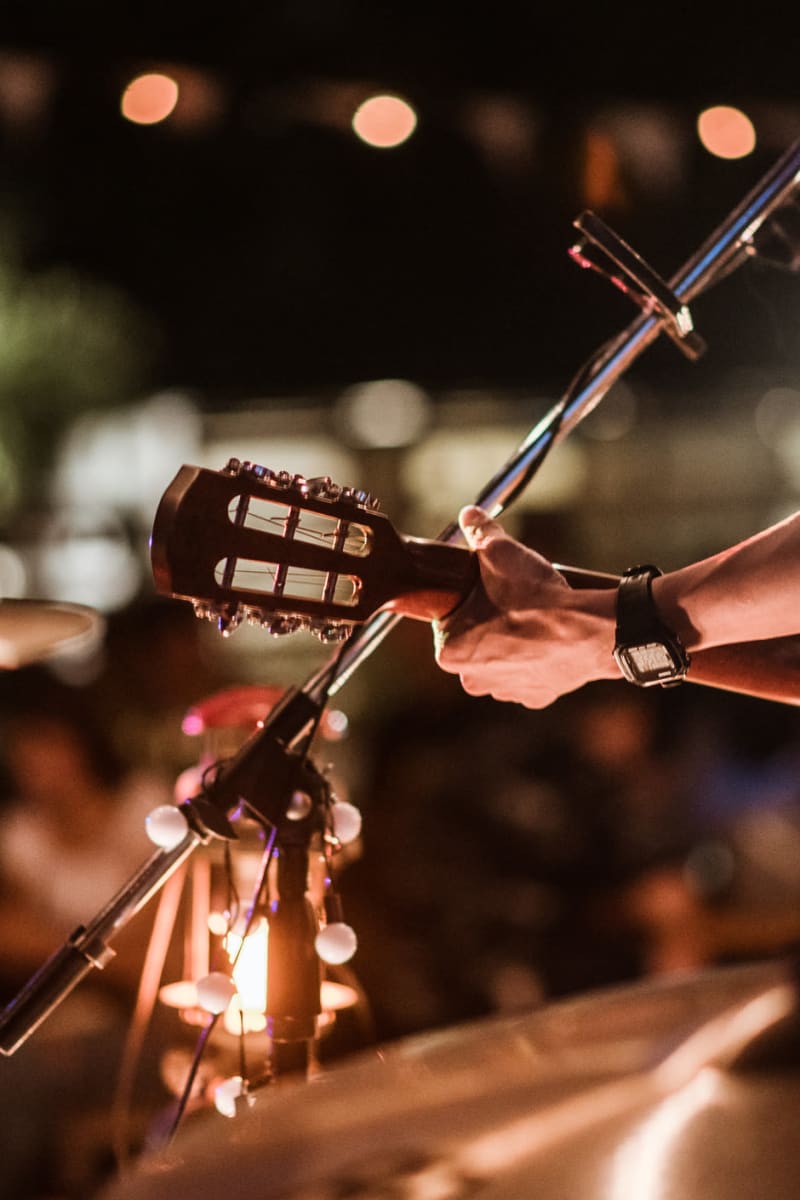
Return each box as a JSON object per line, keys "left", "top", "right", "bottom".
{"left": 101, "top": 957, "right": 800, "bottom": 1200}
{"left": 0, "top": 599, "right": 103, "bottom": 669}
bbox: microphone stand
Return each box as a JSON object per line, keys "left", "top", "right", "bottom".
{"left": 3, "top": 134, "right": 800, "bottom": 1069}
{"left": 0, "top": 831, "right": 202, "bottom": 1056}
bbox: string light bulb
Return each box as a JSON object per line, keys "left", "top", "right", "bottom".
{"left": 196, "top": 971, "right": 237, "bottom": 1014}
{"left": 214, "top": 1074, "right": 255, "bottom": 1118}
{"left": 330, "top": 800, "right": 362, "bottom": 845}
{"left": 315, "top": 921, "right": 358, "bottom": 965}
{"left": 145, "top": 803, "right": 189, "bottom": 848}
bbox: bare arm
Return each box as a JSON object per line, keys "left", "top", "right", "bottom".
{"left": 434, "top": 506, "right": 800, "bottom": 708}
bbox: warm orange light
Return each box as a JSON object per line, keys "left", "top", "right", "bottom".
{"left": 223, "top": 919, "right": 269, "bottom": 1034}
{"left": 160, "top": 913, "right": 358, "bottom": 1034}
{"left": 121, "top": 73, "right": 179, "bottom": 126}
{"left": 582, "top": 129, "right": 627, "bottom": 209}
{"left": 352, "top": 94, "right": 417, "bottom": 148}
{"left": 696, "top": 105, "right": 756, "bottom": 160}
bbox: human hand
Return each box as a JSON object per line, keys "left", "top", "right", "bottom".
{"left": 433, "top": 506, "right": 619, "bottom": 708}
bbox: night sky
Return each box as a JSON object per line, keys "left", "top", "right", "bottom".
{"left": 1, "top": 6, "right": 799, "bottom": 410}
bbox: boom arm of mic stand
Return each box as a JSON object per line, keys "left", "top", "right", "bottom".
{"left": 4, "top": 138, "right": 800, "bottom": 1056}
{"left": 309, "top": 135, "right": 800, "bottom": 697}
{"left": 0, "top": 831, "right": 201, "bottom": 1056}
{"left": 0, "top": 686, "right": 328, "bottom": 1056}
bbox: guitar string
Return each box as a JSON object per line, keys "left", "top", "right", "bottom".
{"left": 221, "top": 507, "right": 363, "bottom": 600}
{"left": 230, "top": 507, "right": 368, "bottom": 548}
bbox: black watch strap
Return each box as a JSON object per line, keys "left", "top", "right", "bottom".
{"left": 614, "top": 564, "right": 690, "bottom": 686}
{"left": 616, "top": 564, "right": 666, "bottom": 642}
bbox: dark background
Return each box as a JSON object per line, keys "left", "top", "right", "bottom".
{"left": 1, "top": 19, "right": 800, "bottom": 1197}
{"left": 1, "top": 4, "right": 800, "bottom": 410}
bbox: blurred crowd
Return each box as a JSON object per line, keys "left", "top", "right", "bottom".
{"left": 1, "top": 601, "right": 800, "bottom": 1197}
{"left": 344, "top": 623, "right": 800, "bottom": 1039}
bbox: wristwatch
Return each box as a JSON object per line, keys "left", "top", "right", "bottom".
{"left": 613, "top": 564, "right": 690, "bottom": 687}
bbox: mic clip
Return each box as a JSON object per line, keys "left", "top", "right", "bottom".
{"left": 570, "top": 209, "right": 707, "bottom": 361}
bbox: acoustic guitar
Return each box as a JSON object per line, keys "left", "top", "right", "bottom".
{"left": 151, "top": 458, "right": 618, "bottom": 639}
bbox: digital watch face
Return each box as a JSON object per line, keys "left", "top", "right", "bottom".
{"left": 615, "top": 642, "right": 687, "bottom": 685}
{"left": 629, "top": 643, "right": 677, "bottom": 674}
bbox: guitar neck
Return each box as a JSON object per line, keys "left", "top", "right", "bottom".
{"left": 388, "top": 536, "right": 619, "bottom": 622}
{"left": 150, "top": 462, "right": 621, "bottom": 635}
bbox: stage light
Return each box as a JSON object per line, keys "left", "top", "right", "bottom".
{"left": 697, "top": 105, "right": 756, "bottom": 160}
{"left": 336, "top": 378, "right": 431, "bottom": 447}
{"left": 0, "top": 544, "right": 26, "bottom": 597}
{"left": 121, "top": 73, "right": 179, "bottom": 126}
{"left": 159, "top": 686, "right": 359, "bottom": 1055}
{"left": 223, "top": 918, "right": 269, "bottom": 1033}
{"left": 352, "top": 94, "right": 417, "bottom": 149}
{"left": 32, "top": 524, "right": 142, "bottom": 612}
{"left": 755, "top": 385, "right": 800, "bottom": 489}
{"left": 754, "top": 385, "right": 800, "bottom": 449}
{"left": 580, "top": 380, "right": 638, "bottom": 441}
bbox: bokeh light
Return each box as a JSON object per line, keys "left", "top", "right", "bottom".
{"left": 121, "top": 73, "right": 180, "bottom": 125}
{"left": 352, "top": 94, "right": 417, "bottom": 148}
{"left": 697, "top": 105, "right": 756, "bottom": 160}
{"left": 337, "top": 378, "right": 431, "bottom": 447}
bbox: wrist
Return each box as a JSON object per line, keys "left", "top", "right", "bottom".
{"left": 561, "top": 585, "right": 620, "bottom": 682}
{"left": 650, "top": 570, "right": 704, "bottom": 651}
{"left": 614, "top": 565, "right": 690, "bottom": 686}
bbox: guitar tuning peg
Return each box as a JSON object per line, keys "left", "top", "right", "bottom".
{"left": 216, "top": 604, "right": 243, "bottom": 637}
{"left": 303, "top": 476, "right": 351, "bottom": 502}
{"left": 264, "top": 616, "right": 305, "bottom": 636}
{"left": 305, "top": 475, "right": 334, "bottom": 497}
{"left": 311, "top": 621, "right": 352, "bottom": 644}
{"left": 223, "top": 457, "right": 242, "bottom": 474}
{"left": 339, "top": 486, "right": 380, "bottom": 511}
{"left": 240, "top": 461, "right": 275, "bottom": 483}
{"left": 193, "top": 601, "right": 216, "bottom": 622}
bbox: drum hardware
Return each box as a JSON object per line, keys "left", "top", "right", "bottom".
{"left": 2, "top": 136, "right": 800, "bottom": 1173}
{"left": 98, "top": 958, "right": 800, "bottom": 1200}
{"left": 0, "top": 598, "right": 104, "bottom": 670}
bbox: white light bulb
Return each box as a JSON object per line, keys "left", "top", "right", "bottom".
{"left": 286, "top": 789, "right": 312, "bottom": 820}
{"left": 315, "top": 922, "right": 358, "bottom": 965}
{"left": 330, "top": 801, "right": 362, "bottom": 845}
{"left": 196, "top": 971, "right": 236, "bottom": 1014}
{"left": 145, "top": 804, "right": 189, "bottom": 848}
{"left": 214, "top": 1075, "right": 246, "bottom": 1119}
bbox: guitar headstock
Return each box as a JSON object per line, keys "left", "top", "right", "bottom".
{"left": 151, "top": 458, "right": 612, "bottom": 642}
{"left": 151, "top": 458, "right": 467, "bottom": 641}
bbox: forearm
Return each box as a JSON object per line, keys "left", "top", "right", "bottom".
{"left": 435, "top": 505, "right": 800, "bottom": 709}
{"left": 681, "top": 637, "right": 800, "bottom": 705}
{"left": 543, "top": 589, "right": 800, "bottom": 703}
{"left": 562, "top": 513, "right": 800, "bottom": 700}
{"left": 653, "top": 511, "right": 800, "bottom": 652}
{"left": 562, "top": 511, "right": 800, "bottom": 699}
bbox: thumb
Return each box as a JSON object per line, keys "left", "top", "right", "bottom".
{"left": 458, "top": 503, "right": 563, "bottom": 610}
{"left": 458, "top": 505, "right": 504, "bottom": 549}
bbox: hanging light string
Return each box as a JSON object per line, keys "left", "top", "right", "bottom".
{"left": 162, "top": 823, "right": 278, "bottom": 1146}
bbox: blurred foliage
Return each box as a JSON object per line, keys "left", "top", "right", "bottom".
{"left": 0, "top": 226, "right": 157, "bottom": 515}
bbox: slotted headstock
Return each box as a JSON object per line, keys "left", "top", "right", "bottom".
{"left": 150, "top": 459, "right": 477, "bottom": 640}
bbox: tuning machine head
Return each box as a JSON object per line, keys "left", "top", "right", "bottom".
{"left": 222, "top": 457, "right": 381, "bottom": 512}
{"left": 309, "top": 620, "right": 353, "bottom": 644}
{"left": 192, "top": 600, "right": 353, "bottom": 644}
